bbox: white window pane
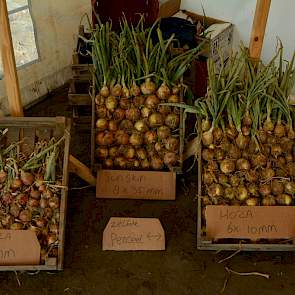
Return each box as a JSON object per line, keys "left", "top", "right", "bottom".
{"left": 6, "top": 0, "right": 28, "bottom": 11}
{"left": 9, "top": 8, "right": 38, "bottom": 68}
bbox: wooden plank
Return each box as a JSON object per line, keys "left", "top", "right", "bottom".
{"left": 249, "top": 0, "right": 271, "bottom": 60}
{"left": 0, "top": 0, "right": 23, "bottom": 117}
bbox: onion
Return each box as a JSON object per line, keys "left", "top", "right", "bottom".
{"left": 236, "top": 185, "right": 248, "bottom": 201}
{"left": 230, "top": 175, "right": 240, "bottom": 187}
{"left": 245, "top": 170, "right": 258, "bottom": 183}
{"left": 202, "top": 131, "right": 213, "bottom": 146}
{"left": 108, "top": 120, "right": 118, "bottom": 132}
{"left": 17, "top": 193, "right": 28, "bottom": 206}
{"left": 274, "top": 123, "right": 286, "bottom": 137}
{"left": 157, "top": 83, "right": 170, "bottom": 100}
{"left": 276, "top": 194, "right": 292, "bottom": 205}
{"left": 105, "top": 96, "right": 118, "bottom": 111}
{"left": 220, "top": 159, "right": 235, "bottom": 174}
{"left": 246, "top": 198, "right": 259, "bottom": 206}
{"left": 144, "top": 131, "right": 157, "bottom": 144}
{"left": 115, "top": 130, "right": 129, "bottom": 145}
{"left": 141, "top": 159, "right": 150, "bottom": 170}
{"left": 203, "top": 171, "right": 214, "bottom": 184}
{"left": 47, "top": 233, "right": 57, "bottom": 245}
{"left": 266, "top": 136, "right": 276, "bottom": 145}
{"left": 141, "top": 107, "right": 152, "bottom": 118}
{"left": 133, "top": 160, "right": 140, "bottom": 170}
{"left": 96, "top": 105, "right": 107, "bottom": 118}
{"left": 172, "top": 85, "right": 181, "bottom": 94}
{"left": 129, "top": 132, "right": 143, "bottom": 146}
{"left": 95, "top": 95, "right": 105, "bottom": 106}
{"left": 140, "top": 78, "right": 156, "bottom": 95}
{"left": 155, "top": 142, "right": 163, "bottom": 153}
{"left": 10, "top": 223, "right": 23, "bottom": 230}
{"left": 215, "top": 149, "right": 225, "bottom": 161}
{"left": 248, "top": 184, "right": 259, "bottom": 196}
{"left": 130, "top": 82, "right": 141, "bottom": 97}
{"left": 285, "top": 153, "right": 293, "bottom": 163}
{"left": 119, "top": 120, "right": 133, "bottom": 131}
{"left": 124, "top": 146, "right": 136, "bottom": 159}
{"left": 271, "top": 144, "right": 282, "bottom": 157}
{"left": 30, "top": 190, "right": 41, "bottom": 200}
{"left": 208, "top": 184, "right": 223, "bottom": 198}
{"left": 134, "top": 120, "right": 148, "bottom": 133}
{"left": 224, "top": 187, "right": 235, "bottom": 200}
{"left": 286, "top": 162, "right": 295, "bottom": 177}
{"left": 96, "top": 132, "right": 114, "bottom": 145}
{"left": 242, "top": 125, "right": 251, "bottom": 136}
{"left": 288, "top": 127, "right": 295, "bottom": 139}
{"left": 168, "top": 95, "right": 180, "bottom": 103}
{"left": 19, "top": 210, "right": 32, "bottom": 222}
{"left": 281, "top": 137, "right": 293, "bottom": 153}
{"left": 225, "top": 126, "right": 238, "bottom": 140}
{"left": 158, "top": 105, "right": 172, "bottom": 115}
{"left": 218, "top": 174, "right": 228, "bottom": 185}
{"left": 0, "top": 171, "right": 7, "bottom": 184}
{"left": 242, "top": 112, "right": 252, "bottom": 126}
{"left": 103, "top": 158, "right": 114, "bottom": 169}
{"left": 276, "top": 168, "right": 286, "bottom": 177}
{"left": 157, "top": 126, "right": 171, "bottom": 140}
{"left": 136, "top": 148, "right": 147, "bottom": 160}
{"left": 109, "top": 146, "right": 118, "bottom": 158}
{"left": 49, "top": 196, "right": 60, "bottom": 209}
{"left": 259, "top": 183, "right": 271, "bottom": 196}
{"left": 28, "top": 198, "right": 39, "bottom": 208}
{"left": 262, "top": 195, "right": 276, "bottom": 206}
{"left": 201, "top": 119, "right": 211, "bottom": 132}
{"left": 248, "top": 141, "right": 259, "bottom": 154}
{"left": 213, "top": 127, "right": 223, "bottom": 143}
{"left": 122, "top": 85, "right": 130, "bottom": 98}
{"left": 165, "top": 137, "right": 179, "bottom": 152}
{"left": 252, "top": 154, "right": 267, "bottom": 167}
{"left": 207, "top": 161, "right": 218, "bottom": 171}
{"left": 228, "top": 145, "right": 241, "bottom": 159}
{"left": 11, "top": 179, "right": 22, "bottom": 191}
{"left": 39, "top": 197, "right": 48, "bottom": 209}
{"left": 35, "top": 217, "right": 47, "bottom": 228}
{"left": 145, "top": 95, "right": 160, "bottom": 109}
{"left": 119, "top": 97, "right": 131, "bottom": 109}
{"left": 44, "top": 207, "right": 53, "bottom": 219}
{"left": 21, "top": 171, "right": 34, "bottom": 186}
{"left": 100, "top": 85, "right": 110, "bottom": 98}
{"left": 111, "top": 84, "right": 122, "bottom": 97}
{"left": 149, "top": 113, "right": 164, "bottom": 127}
{"left": 113, "top": 108, "right": 125, "bottom": 120}
{"left": 284, "top": 182, "right": 295, "bottom": 195}
{"left": 2, "top": 192, "right": 13, "bottom": 206}
{"left": 126, "top": 108, "right": 141, "bottom": 122}
{"left": 133, "top": 96, "right": 145, "bottom": 107}
{"left": 271, "top": 179, "right": 284, "bottom": 195}
{"left": 96, "top": 147, "right": 108, "bottom": 159}
{"left": 202, "top": 149, "right": 214, "bottom": 161}
{"left": 263, "top": 119, "right": 274, "bottom": 133}
{"left": 96, "top": 118, "right": 108, "bottom": 130}
{"left": 235, "top": 133, "right": 249, "bottom": 149}
{"left": 236, "top": 158, "right": 251, "bottom": 171}
{"left": 151, "top": 156, "right": 164, "bottom": 170}
{"left": 260, "top": 168, "right": 275, "bottom": 181}
{"left": 10, "top": 204, "right": 20, "bottom": 218}
{"left": 164, "top": 152, "right": 178, "bottom": 167}
{"left": 165, "top": 113, "right": 179, "bottom": 130}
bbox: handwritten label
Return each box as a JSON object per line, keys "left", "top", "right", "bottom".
{"left": 206, "top": 206, "right": 295, "bottom": 239}
{"left": 0, "top": 230, "right": 40, "bottom": 265}
{"left": 96, "top": 170, "right": 176, "bottom": 200}
{"left": 103, "top": 217, "right": 165, "bottom": 251}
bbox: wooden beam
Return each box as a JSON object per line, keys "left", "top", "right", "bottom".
{"left": 249, "top": 0, "right": 271, "bottom": 60}
{"left": 0, "top": 0, "right": 23, "bottom": 116}
{"left": 69, "top": 155, "right": 96, "bottom": 186}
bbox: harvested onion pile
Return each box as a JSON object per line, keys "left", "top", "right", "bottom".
{"left": 199, "top": 48, "right": 295, "bottom": 207}
{"left": 86, "top": 16, "right": 203, "bottom": 170}
{"left": 0, "top": 134, "right": 64, "bottom": 264}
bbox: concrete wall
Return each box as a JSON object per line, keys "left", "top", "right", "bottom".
{"left": 0, "top": 0, "right": 91, "bottom": 114}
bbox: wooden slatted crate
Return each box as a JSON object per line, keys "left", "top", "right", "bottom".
{"left": 0, "top": 117, "right": 71, "bottom": 270}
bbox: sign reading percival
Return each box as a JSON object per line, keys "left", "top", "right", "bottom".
{"left": 96, "top": 170, "right": 176, "bottom": 200}
{"left": 206, "top": 206, "right": 295, "bottom": 239}
{"left": 103, "top": 217, "right": 165, "bottom": 251}
{"left": 0, "top": 230, "right": 40, "bottom": 265}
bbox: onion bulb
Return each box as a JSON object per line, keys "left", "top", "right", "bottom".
{"left": 208, "top": 184, "right": 223, "bottom": 198}
{"left": 235, "top": 133, "right": 249, "bottom": 149}
{"left": 134, "top": 120, "right": 148, "bottom": 133}
{"left": 119, "top": 120, "right": 133, "bottom": 131}
{"left": 274, "top": 123, "right": 286, "bottom": 137}
{"left": 260, "top": 168, "right": 275, "bottom": 181}
{"left": 141, "top": 159, "right": 150, "bottom": 170}
{"left": 140, "top": 78, "right": 156, "bottom": 95}
{"left": 236, "top": 158, "right": 251, "bottom": 171}
{"left": 258, "top": 129, "right": 267, "bottom": 143}
{"left": 262, "top": 195, "right": 276, "bottom": 206}
{"left": 202, "top": 149, "right": 214, "bottom": 161}
{"left": 155, "top": 142, "right": 163, "bottom": 153}
{"left": 246, "top": 198, "right": 258, "bottom": 206}
{"left": 124, "top": 146, "right": 136, "bottom": 159}
{"left": 129, "top": 132, "right": 143, "bottom": 146}
{"left": 276, "top": 194, "right": 292, "bottom": 205}
{"left": 271, "top": 144, "right": 283, "bottom": 157}
{"left": 218, "top": 174, "right": 228, "bottom": 185}
{"left": 165, "top": 137, "right": 179, "bottom": 152}
{"left": 284, "top": 182, "right": 295, "bottom": 195}
{"left": 144, "top": 131, "right": 157, "bottom": 144}
{"left": 271, "top": 179, "right": 284, "bottom": 195}
{"left": 215, "top": 149, "right": 225, "bottom": 161}
{"left": 111, "top": 84, "right": 122, "bottom": 97}
{"left": 11, "top": 179, "right": 22, "bottom": 191}
{"left": 164, "top": 152, "right": 178, "bottom": 167}
{"left": 202, "top": 130, "right": 213, "bottom": 146}
{"left": 108, "top": 120, "right": 118, "bottom": 132}
{"left": 151, "top": 156, "right": 164, "bottom": 170}
{"left": 119, "top": 97, "right": 130, "bottom": 109}
{"left": 96, "top": 132, "right": 114, "bottom": 145}
{"left": 224, "top": 187, "right": 235, "bottom": 200}
{"left": 264, "top": 119, "right": 274, "bottom": 133}
{"left": 248, "top": 184, "right": 259, "bottom": 196}
{"left": 21, "top": 171, "right": 34, "bottom": 186}
{"left": 104, "top": 158, "right": 114, "bottom": 169}
{"left": 95, "top": 95, "right": 104, "bottom": 105}
{"left": 96, "top": 105, "right": 107, "bottom": 118}
{"left": 236, "top": 185, "right": 248, "bottom": 201}
{"left": 157, "top": 83, "right": 170, "bottom": 100}
{"left": 213, "top": 127, "right": 223, "bottom": 143}
{"left": 203, "top": 171, "right": 214, "bottom": 184}
{"left": 136, "top": 148, "right": 147, "bottom": 160}
{"left": 245, "top": 170, "right": 258, "bottom": 183}
{"left": 130, "top": 82, "right": 141, "bottom": 97}
{"left": 201, "top": 119, "right": 211, "bottom": 132}
{"left": 252, "top": 154, "right": 267, "bottom": 167}
{"left": 126, "top": 108, "right": 141, "bottom": 122}
{"left": 141, "top": 107, "right": 152, "bottom": 118}
{"left": 286, "top": 162, "right": 295, "bottom": 177}
{"left": 105, "top": 96, "right": 117, "bottom": 111}
{"left": 115, "top": 130, "right": 129, "bottom": 145}
{"left": 228, "top": 145, "right": 241, "bottom": 159}
{"left": 19, "top": 210, "right": 32, "bottom": 222}
{"left": 259, "top": 183, "right": 271, "bottom": 196}
{"left": 158, "top": 105, "right": 172, "bottom": 115}
{"left": 149, "top": 113, "right": 164, "bottom": 127}
{"left": 113, "top": 108, "right": 125, "bottom": 121}
{"left": 220, "top": 159, "right": 235, "bottom": 174}
{"left": 168, "top": 95, "right": 179, "bottom": 103}
{"left": 165, "top": 113, "right": 179, "bottom": 130}
{"left": 114, "top": 157, "right": 127, "bottom": 169}
{"left": 100, "top": 85, "right": 110, "bottom": 98}
{"left": 96, "top": 118, "right": 108, "bottom": 130}
{"left": 96, "top": 147, "right": 108, "bottom": 159}
{"left": 157, "top": 126, "right": 171, "bottom": 140}
{"left": 133, "top": 96, "right": 145, "bottom": 107}
{"left": 230, "top": 175, "right": 240, "bottom": 187}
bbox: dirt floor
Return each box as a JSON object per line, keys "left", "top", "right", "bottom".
{"left": 1, "top": 87, "right": 295, "bottom": 295}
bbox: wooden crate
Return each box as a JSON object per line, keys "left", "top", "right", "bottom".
{"left": 196, "top": 133, "right": 295, "bottom": 251}
{"left": 0, "top": 117, "right": 71, "bottom": 270}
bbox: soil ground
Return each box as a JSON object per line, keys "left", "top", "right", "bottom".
{"left": 1, "top": 87, "right": 295, "bottom": 295}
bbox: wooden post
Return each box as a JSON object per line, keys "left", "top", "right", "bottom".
{"left": 0, "top": 0, "right": 24, "bottom": 116}
{"left": 249, "top": 0, "right": 271, "bottom": 60}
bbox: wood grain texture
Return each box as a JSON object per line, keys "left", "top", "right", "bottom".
{"left": 249, "top": 0, "right": 271, "bottom": 60}
{"left": 0, "top": 0, "right": 24, "bottom": 116}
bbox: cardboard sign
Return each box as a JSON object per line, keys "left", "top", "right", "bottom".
{"left": 103, "top": 217, "right": 165, "bottom": 251}
{"left": 206, "top": 206, "right": 295, "bottom": 239}
{"left": 0, "top": 230, "right": 40, "bottom": 265}
{"left": 96, "top": 170, "right": 176, "bottom": 200}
